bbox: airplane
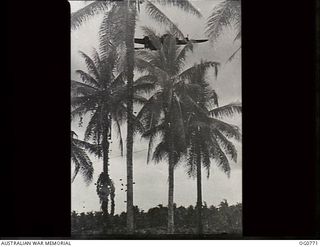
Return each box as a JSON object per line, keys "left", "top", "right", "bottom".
{"left": 134, "top": 34, "right": 208, "bottom": 50}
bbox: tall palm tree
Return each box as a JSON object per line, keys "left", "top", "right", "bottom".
{"left": 71, "top": 48, "right": 124, "bottom": 216}
{"left": 71, "top": 45, "right": 149, "bottom": 216}
{"left": 71, "top": 130, "right": 102, "bottom": 185}
{"left": 71, "top": 0, "right": 202, "bottom": 233}
{"left": 183, "top": 62, "right": 241, "bottom": 234}
{"left": 206, "top": 0, "right": 241, "bottom": 62}
{"left": 135, "top": 29, "right": 220, "bottom": 233}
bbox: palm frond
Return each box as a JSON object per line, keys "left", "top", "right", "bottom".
{"left": 175, "top": 42, "right": 193, "bottom": 68}
{"left": 186, "top": 143, "right": 196, "bottom": 178}
{"left": 134, "top": 74, "right": 158, "bottom": 85}
{"left": 206, "top": 89, "right": 219, "bottom": 108}
{"left": 73, "top": 138, "right": 102, "bottom": 157}
{"left": 113, "top": 103, "right": 127, "bottom": 126}
{"left": 111, "top": 72, "right": 126, "bottom": 90}
{"left": 172, "top": 147, "right": 184, "bottom": 167}
{"left": 71, "top": 80, "right": 97, "bottom": 91}
{"left": 226, "top": 46, "right": 241, "bottom": 63}
{"left": 78, "top": 51, "right": 100, "bottom": 82}
{"left": 144, "top": 122, "right": 165, "bottom": 163}
{"left": 115, "top": 43, "right": 127, "bottom": 73}
{"left": 174, "top": 81, "right": 202, "bottom": 100}
{"left": 115, "top": 118, "right": 123, "bottom": 156}
{"left": 153, "top": 141, "right": 168, "bottom": 163}
{"left": 182, "top": 94, "right": 209, "bottom": 118}
{"left": 71, "top": 80, "right": 98, "bottom": 96}
{"left": 99, "top": 5, "right": 126, "bottom": 60}
{"left": 92, "top": 48, "right": 102, "bottom": 71}
{"left": 71, "top": 152, "right": 81, "bottom": 183}
{"left": 179, "top": 61, "right": 219, "bottom": 81}
{"left": 84, "top": 108, "right": 101, "bottom": 143}
{"left": 205, "top": 0, "right": 240, "bottom": 42}
{"left": 99, "top": 12, "right": 114, "bottom": 58}
{"left": 71, "top": 131, "right": 78, "bottom": 139}
{"left": 135, "top": 48, "right": 161, "bottom": 66}
{"left": 137, "top": 91, "right": 163, "bottom": 119}
{"left": 71, "top": 93, "right": 97, "bottom": 107}
{"left": 71, "top": 145, "right": 94, "bottom": 185}
{"left": 71, "top": 104, "right": 96, "bottom": 121}
{"left": 208, "top": 137, "right": 231, "bottom": 177}
{"left": 209, "top": 118, "right": 241, "bottom": 141}
{"left": 138, "top": 101, "right": 163, "bottom": 162}
{"left": 140, "top": 26, "right": 163, "bottom": 51}
{"left": 133, "top": 94, "right": 148, "bottom": 105}
{"left": 133, "top": 77, "right": 156, "bottom": 94}
{"left": 76, "top": 70, "right": 100, "bottom": 89}
{"left": 138, "top": 95, "right": 164, "bottom": 163}
{"left": 213, "top": 130, "right": 237, "bottom": 163}
{"left": 234, "top": 30, "right": 241, "bottom": 42}
{"left": 71, "top": 1, "right": 110, "bottom": 30}
{"left": 135, "top": 58, "right": 168, "bottom": 81}
{"left": 144, "top": 1, "right": 185, "bottom": 39}
{"left": 152, "top": 0, "right": 202, "bottom": 18}
{"left": 132, "top": 114, "right": 146, "bottom": 137}
{"left": 209, "top": 102, "right": 242, "bottom": 118}
{"left": 187, "top": 119, "right": 210, "bottom": 130}
{"left": 142, "top": 122, "right": 166, "bottom": 138}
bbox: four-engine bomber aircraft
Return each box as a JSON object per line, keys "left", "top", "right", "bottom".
{"left": 134, "top": 34, "right": 208, "bottom": 50}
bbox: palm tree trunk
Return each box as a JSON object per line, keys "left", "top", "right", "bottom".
{"left": 196, "top": 140, "right": 203, "bottom": 234}
{"left": 125, "top": 0, "right": 136, "bottom": 234}
{"left": 101, "top": 120, "right": 110, "bottom": 215}
{"left": 167, "top": 132, "right": 175, "bottom": 234}
{"left": 101, "top": 120, "right": 110, "bottom": 233}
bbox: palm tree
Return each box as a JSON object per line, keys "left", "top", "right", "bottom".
{"left": 71, "top": 130, "right": 101, "bottom": 185}
{"left": 71, "top": 48, "right": 124, "bottom": 216}
{"left": 71, "top": 43, "right": 151, "bottom": 216}
{"left": 183, "top": 62, "right": 241, "bottom": 234}
{"left": 206, "top": 0, "right": 241, "bottom": 62}
{"left": 71, "top": 43, "right": 149, "bottom": 212}
{"left": 71, "top": 0, "right": 202, "bottom": 233}
{"left": 71, "top": 1, "right": 201, "bottom": 37}
{"left": 135, "top": 29, "right": 220, "bottom": 233}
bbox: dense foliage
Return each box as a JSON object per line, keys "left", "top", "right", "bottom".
{"left": 71, "top": 200, "right": 242, "bottom": 236}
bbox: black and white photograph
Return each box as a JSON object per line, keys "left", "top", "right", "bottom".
{"left": 4, "top": 0, "right": 318, "bottom": 242}
{"left": 70, "top": 0, "right": 242, "bottom": 237}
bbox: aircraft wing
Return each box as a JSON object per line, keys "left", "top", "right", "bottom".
{"left": 134, "top": 38, "right": 146, "bottom": 45}
{"left": 190, "top": 39, "right": 208, "bottom": 43}
{"left": 176, "top": 39, "right": 209, "bottom": 45}
{"left": 176, "top": 39, "right": 188, "bottom": 45}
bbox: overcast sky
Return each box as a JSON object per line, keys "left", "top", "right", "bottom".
{"left": 70, "top": 0, "right": 242, "bottom": 214}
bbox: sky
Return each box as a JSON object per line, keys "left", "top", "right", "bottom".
{"left": 70, "top": 0, "right": 242, "bottom": 214}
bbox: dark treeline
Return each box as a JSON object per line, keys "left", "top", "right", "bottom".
{"left": 72, "top": 200, "right": 242, "bottom": 236}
